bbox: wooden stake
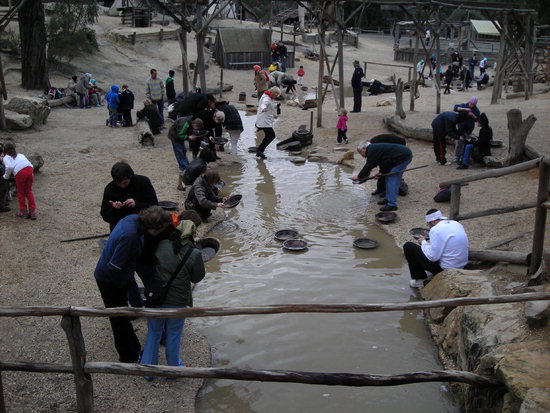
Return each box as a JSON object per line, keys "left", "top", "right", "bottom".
{"left": 529, "top": 159, "right": 550, "bottom": 274}
{"left": 61, "top": 316, "right": 93, "bottom": 413}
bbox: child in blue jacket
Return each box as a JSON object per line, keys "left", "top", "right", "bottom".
{"left": 105, "top": 85, "right": 120, "bottom": 128}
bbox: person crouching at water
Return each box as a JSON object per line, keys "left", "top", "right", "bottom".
{"left": 184, "top": 169, "right": 227, "bottom": 222}
{"left": 2, "top": 142, "right": 36, "bottom": 219}
{"left": 352, "top": 141, "right": 412, "bottom": 212}
{"left": 403, "top": 209, "right": 469, "bottom": 289}
{"left": 255, "top": 86, "right": 281, "bottom": 160}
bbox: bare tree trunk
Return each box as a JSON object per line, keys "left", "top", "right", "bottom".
{"left": 484, "top": 109, "right": 537, "bottom": 167}
{"left": 18, "top": 0, "right": 49, "bottom": 90}
{"left": 393, "top": 77, "right": 406, "bottom": 119}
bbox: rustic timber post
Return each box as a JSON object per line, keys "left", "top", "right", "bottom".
{"left": 336, "top": 4, "right": 345, "bottom": 110}
{"left": 491, "top": 13, "right": 508, "bottom": 104}
{"left": 529, "top": 157, "right": 550, "bottom": 274}
{"left": 159, "top": 28, "right": 163, "bottom": 42}
{"left": 132, "top": 32, "right": 136, "bottom": 45}
{"left": 435, "top": 6, "right": 441, "bottom": 114}
{"left": 449, "top": 183, "right": 461, "bottom": 220}
{"left": 196, "top": 3, "right": 207, "bottom": 92}
{"left": 410, "top": 9, "right": 420, "bottom": 112}
{"left": 0, "top": 371, "right": 5, "bottom": 413}
{"left": 61, "top": 315, "right": 93, "bottom": 413}
{"left": 316, "top": 29, "right": 325, "bottom": 127}
{"left": 219, "top": 68, "right": 223, "bottom": 98}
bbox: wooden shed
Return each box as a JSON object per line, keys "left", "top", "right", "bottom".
{"left": 214, "top": 27, "right": 272, "bottom": 70}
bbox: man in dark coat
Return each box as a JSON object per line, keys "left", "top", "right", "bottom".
{"left": 352, "top": 142, "right": 412, "bottom": 211}
{"left": 369, "top": 134, "right": 407, "bottom": 198}
{"left": 100, "top": 162, "right": 159, "bottom": 307}
{"left": 118, "top": 84, "right": 135, "bottom": 127}
{"left": 169, "top": 93, "right": 215, "bottom": 120}
{"left": 351, "top": 60, "right": 365, "bottom": 113}
{"left": 136, "top": 99, "right": 163, "bottom": 134}
{"left": 431, "top": 111, "right": 468, "bottom": 165}
{"left": 93, "top": 206, "right": 171, "bottom": 363}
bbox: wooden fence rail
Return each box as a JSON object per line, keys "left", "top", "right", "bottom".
{"left": 439, "top": 156, "right": 550, "bottom": 272}
{"left": 1, "top": 292, "right": 549, "bottom": 318}
{"left": 2, "top": 292, "right": 549, "bottom": 412}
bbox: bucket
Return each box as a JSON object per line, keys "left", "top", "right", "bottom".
{"left": 239, "top": 92, "right": 246, "bottom": 102}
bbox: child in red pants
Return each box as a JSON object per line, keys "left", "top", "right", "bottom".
{"left": 2, "top": 142, "right": 36, "bottom": 219}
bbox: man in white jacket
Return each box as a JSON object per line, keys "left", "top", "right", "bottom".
{"left": 403, "top": 209, "right": 469, "bottom": 288}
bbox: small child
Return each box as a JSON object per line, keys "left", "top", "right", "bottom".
{"left": 105, "top": 85, "right": 120, "bottom": 128}
{"left": 2, "top": 142, "right": 36, "bottom": 219}
{"left": 336, "top": 108, "right": 348, "bottom": 144}
{"left": 187, "top": 118, "right": 206, "bottom": 158}
{"left": 296, "top": 65, "right": 305, "bottom": 86}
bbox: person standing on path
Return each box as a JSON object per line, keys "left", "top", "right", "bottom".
{"left": 253, "top": 65, "right": 269, "bottom": 101}
{"left": 403, "top": 209, "right": 469, "bottom": 288}
{"left": 166, "top": 70, "right": 176, "bottom": 105}
{"left": 255, "top": 86, "right": 281, "bottom": 159}
{"left": 146, "top": 68, "right": 165, "bottom": 126}
{"left": 105, "top": 85, "right": 120, "bottom": 128}
{"left": 118, "top": 84, "right": 135, "bottom": 127}
{"left": 140, "top": 219, "right": 205, "bottom": 381}
{"left": 351, "top": 60, "right": 365, "bottom": 113}
{"left": 352, "top": 142, "right": 412, "bottom": 212}
{"left": 93, "top": 206, "right": 171, "bottom": 363}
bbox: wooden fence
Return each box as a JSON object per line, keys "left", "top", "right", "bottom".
{"left": 1, "top": 291, "right": 550, "bottom": 413}
{"left": 440, "top": 156, "right": 550, "bottom": 273}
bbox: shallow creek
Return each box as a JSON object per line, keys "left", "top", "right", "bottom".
{"left": 194, "top": 113, "right": 458, "bottom": 412}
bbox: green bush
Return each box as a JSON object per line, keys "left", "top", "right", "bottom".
{"left": 48, "top": 28, "right": 98, "bottom": 62}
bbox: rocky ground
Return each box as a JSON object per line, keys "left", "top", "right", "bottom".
{"left": 0, "top": 9, "right": 549, "bottom": 413}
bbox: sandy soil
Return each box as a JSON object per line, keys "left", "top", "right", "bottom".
{"left": 0, "top": 10, "right": 549, "bottom": 412}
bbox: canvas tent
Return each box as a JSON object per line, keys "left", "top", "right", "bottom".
{"left": 470, "top": 19, "right": 500, "bottom": 40}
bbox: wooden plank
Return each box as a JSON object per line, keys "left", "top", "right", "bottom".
{"left": 61, "top": 316, "right": 93, "bottom": 413}
{"left": 486, "top": 231, "right": 532, "bottom": 249}
{"left": 0, "top": 371, "right": 5, "bottom": 413}
{"left": 439, "top": 157, "right": 541, "bottom": 187}
{"left": 456, "top": 202, "right": 537, "bottom": 221}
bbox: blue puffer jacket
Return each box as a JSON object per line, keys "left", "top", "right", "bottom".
{"left": 106, "top": 85, "right": 120, "bottom": 109}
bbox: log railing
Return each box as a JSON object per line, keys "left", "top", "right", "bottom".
{"left": 439, "top": 156, "right": 550, "bottom": 273}
{"left": 2, "top": 292, "right": 550, "bottom": 413}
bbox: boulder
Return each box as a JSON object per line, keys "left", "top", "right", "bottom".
{"left": 6, "top": 96, "right": 51, "bottom": 125}
{"left": 4, "top": 109, "right": 33, "bottom": 130}
{"left": 28, "top": 154, "right": 44, "bottom": 172}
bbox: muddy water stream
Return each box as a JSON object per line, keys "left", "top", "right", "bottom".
{"left": 194, "top": 113, "right": 458, "bottom": 412}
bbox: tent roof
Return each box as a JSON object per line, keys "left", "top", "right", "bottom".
{"left": 470, "top": 19, "right": 500, "bottom": 36}
{"left": 217, "top": 28, "right": 269, "bottom": 53}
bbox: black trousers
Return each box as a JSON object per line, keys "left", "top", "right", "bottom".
{"left": 352, "top": 87, "right": 362, "bottom": 112}
{"left": 121, "top": 110, "right": 133, "bottom": 126}
{"left": 432, "top": 127, "right": 447, "bottom": 164}
{"left": 256, "top": 127, "right": 276, "bottom": 153}
{"left": 403, "top": 242, "right": 443, "bottom": 280}
{"left": 96, "top": 280, "right": 141, "bottom": 363}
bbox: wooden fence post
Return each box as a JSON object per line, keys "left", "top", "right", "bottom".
{"left": 449, "top": 183, "right": 461, "bottom": 220}
{"left": 529, "top": 158, "right": 550, "bottom": 274}
{"left": 61, "top": 316, "right": 93, "bottom": 413}
{"left": 219, "top": 68, "right": 223, "bottom": 98}
{"left": 0, "top": 371, "right": 6, "bottom": 413}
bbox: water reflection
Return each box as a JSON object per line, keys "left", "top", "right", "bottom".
{"left": 195, "top": 112, "right": 458, "bottom": 413}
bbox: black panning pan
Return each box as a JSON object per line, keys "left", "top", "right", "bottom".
{"left": 196, "top": 237, "right": 220, "bottom": 262}
{"left": 353, "top": 238, "right": 379, "bottom": 249}
{"left": 274, "top": 229, "right": 299, "bottom": 241}
{"left": 158, "top": 200, "right": 178, "bottom": 210}
{"left": 223, "top": 194, "right": 242, "bottom": 208}
{"left": 282, "top": 239, "right": 308, "bottom": 251}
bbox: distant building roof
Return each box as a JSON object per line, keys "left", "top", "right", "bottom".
{"left": 470, "top": 19, "right": 500, "bottom": 37}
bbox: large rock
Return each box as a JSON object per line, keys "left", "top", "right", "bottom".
{"left": 4, "top": 109, "right": 32, "bottom": 130}
{"left": 5, "top": 96, "right": 51, "bottom": 125}
{"left": 420, "top": 269, "right": 550, "bottom": 412}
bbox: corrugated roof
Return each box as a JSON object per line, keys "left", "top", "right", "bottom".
{"left": 217, "top": 28, "right": 269, "bottom": 53}
{"left": 470, "top": 19, "right": 500, "bottom": 36}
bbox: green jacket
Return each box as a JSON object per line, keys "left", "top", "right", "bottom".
{"left": 154, "top": 239, "right": 205, "bottom": 307}
{"left": 168, "top": 115, "right": 193, "bottom": 142}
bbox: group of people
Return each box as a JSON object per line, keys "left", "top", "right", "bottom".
{"left": 96, "top": 159, "right": 230, "bottom": 374}
{"left": 431, "top": 96, "right": 493, "bottom": 168}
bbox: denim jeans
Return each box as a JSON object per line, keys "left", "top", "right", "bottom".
{"left": 171, "top": 140, "right": 189, "bottom": 172}
{"left": 462, "top": 144, "right": 474, "bottom": 166}
{"left": 385, "top": 158, "right": 412, "bottom": 207}
{"left": 108, "top": 107, "right": 118, "bottom": 127}
{"left": 140, "top": 305, "right": 186, "bottom": 376}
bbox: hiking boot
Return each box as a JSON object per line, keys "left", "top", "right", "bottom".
{"left": 16, "top": 210, "right": 28, "bottom": 218}
{"left": 0, "top": 206, "right": 10, "bottom": 213}
{"left": 28, "top": 211, "right": 37, "bottom": 220}
{"left": 457, "top": 164, "right": 469, "bottom": 169}
{"left": 380, "top": 205, "right": 398, "bottom": 212}
{"left": 256, "top": 151, "right": 267, "bottom": 159}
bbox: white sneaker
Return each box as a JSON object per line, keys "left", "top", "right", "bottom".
{"left": 409, "top": 279, "right": 425, "bottom": 288}
{"left": 444, "top": 161, "right": 452, "bottom": 166}
{"left": 425, "top": 271, "right": 434, "bottom": 279}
